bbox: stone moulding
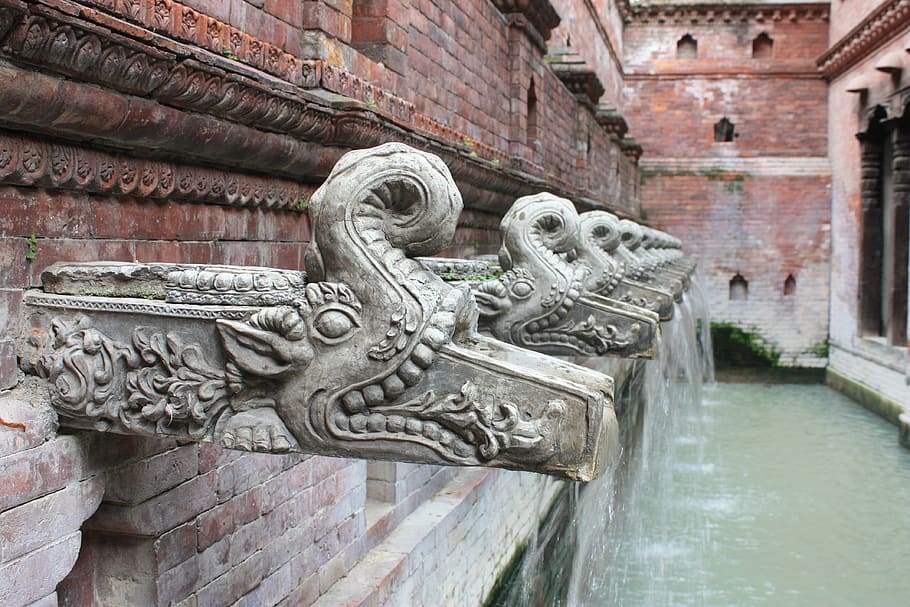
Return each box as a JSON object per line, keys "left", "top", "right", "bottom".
{"left": 817, "top": 0, "right": 910, "bottom": 80}
{"left": 16, "top": 144, "right": 617, "bottom": 482}
{"left": 490, "top": 0, "right": 561, "bottom": 42}
{"left": 622, "top": 1, "right": 829, "bottom": 26}
{"left": 462, "top": 193, "right": 661, "bottom": 359}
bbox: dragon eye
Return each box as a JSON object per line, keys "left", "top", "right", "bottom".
{"left": 509, "top": 279, "right": 534, "bottom": 299}
{"left": 311, "top": 306, "right": 361, "bottom": 344}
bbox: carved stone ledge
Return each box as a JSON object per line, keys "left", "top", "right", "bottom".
{"left": 547, "top": 48, "right": 605, "bottom": 107}
{"left": 16, "top": 144, "right": 617, "bottom": 482}
{"left": 619, "top": 137, "right": 643, "bottom": 164}
{"left": 595, "top": 106, "right": 629, "bottom": 141}
{"left": 466, "top": 193, "right": 660, "bottom": 358}
{"left": 491, "top": 0, "right": 561, "bottom": 42}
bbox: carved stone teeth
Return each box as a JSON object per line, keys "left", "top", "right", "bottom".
{"left": 342, "top": 390, "right": 367, "bottom": 413}
{"left": 422, "top": 421, "right": 441, "bottom": 441}
{"left": 334, "top": 412, "right": 351, "bottom": 431}
{"left": 367, "top": 413, "right": 386, "bottom": 432}
{"left": 349, "top": 413, "right": 368, "bottom": 433}
{"left": 404, "top": 418, "right": 423, "bottom": 435}
{"left": 410, "top": 343, "right": 435, "bottom": 368}
{"left": 430, "top": 311, "right": 456, "bottom": 334}
{"left": 421, "top": 326, "right": 447, "bottom": 350}
{"left": 381, "top": 374, "right": 407, "bottom": 399}
{"left": 362, "top": 384, "right": 385, "bottom": 406}
{"left": 453, "top": 441, "right": 474, "bottom": 458}
{"left": 397, "top": 360, "right": 423, "bottom": 386}
{"left": 386, "top": 415, "right": 406, "bottom": 433}
{"left": 528, "top": 321, "right": 541, "bottom": 333}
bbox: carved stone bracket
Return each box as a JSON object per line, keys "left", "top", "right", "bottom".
{"left": 595, "top": 106, "right": 629, "bottom": 141}
{"left": 547, "top": 48, "right": 605, "bottom": 107}
{"left": 17, "top": 144, "right": 617, "bottom": 481}
{"left": 490, "top": 0, "right": 561, "bottom": 42}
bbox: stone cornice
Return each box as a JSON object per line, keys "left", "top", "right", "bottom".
{"left": 818, "top": 0, "right": 910, "bottom": 80}
{"left": 490, "top": 0, "right": 561, "bottom": 41}
{"left": 620, "top": 137, "right": 643, "bottom": 163}
{"left": 622, "top": 1, "right": 829, "bottom": 25}
{"left": 547, "top": 49, "right": 605, "bottom": 105}
{"left": 0, "top": 0, "right": 622, "bottom": 215}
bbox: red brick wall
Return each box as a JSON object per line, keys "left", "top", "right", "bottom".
{"left": 624, "top": 11, "right": 832, "bottom": 365}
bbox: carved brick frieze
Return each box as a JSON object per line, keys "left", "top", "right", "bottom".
{"left": 818, "top": 0, "right": 909, "bottom": 80}
{"left": 73, "top": 0, "right": 307, "bottom": 85}
{"left": 19, "top": 144, "right": 618, "bottom": 481}
{"left": 0, "top": 129, "right": 313, "bottom": 210}
{"left": 491, "top": 0, "right": 561, "bottom": 41}
{"left": 624, "top": 2, "right": 829, "bottom": 26}
{"left": 468, "top": 193, "right": 659, "bottom": 358}
{"left": 620, "top": 137, "right": 643, "bottom": 163}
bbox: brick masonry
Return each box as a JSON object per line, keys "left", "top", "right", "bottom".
{"left": 623, "top": 9, "right": 833, "bottom": 366}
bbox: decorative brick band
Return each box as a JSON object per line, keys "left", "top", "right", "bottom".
{"left": 0, "top": 129, "right": 313, "bottom": 210}
{"left": 622, "top": 1, "right": 828, "bottom": 25}
{"left": 818, "top": 0, "right": 910, "bottom": 80}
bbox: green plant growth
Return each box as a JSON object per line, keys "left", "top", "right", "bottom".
{"left": 804, "top": 337, "right": 829, "bottom": 359}
{"left": 710, "top": 321, "right": 781, "bottom": 367}
{"left": 24, "top": 234, "right": 38, "bottom": 262}
{"left": 296, "top": 198, "right": 309, "bottom": 211}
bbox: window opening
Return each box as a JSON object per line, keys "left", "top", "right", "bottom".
{"left": 752, "top": 33, "right": 773, "bottom": 59}
{"left": 729, "top": 273, "right": 748, "bottom": 301}
{"left": 714, "top": 117, "right": 736, "bottom": 142}
{"left": 783, "top": 274, "right": 796, "bottom": 296}
{"left": 527, "top": 79, "right": 539, "bottom": 151}
{"left": 677, "top": 34, "right": 698, "bottom": 59}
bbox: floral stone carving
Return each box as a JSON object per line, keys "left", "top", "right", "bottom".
{"left": 18, "top": 144, "right": 616, "bottom": 481}
{"left": 469, "top": 193, "right": 659, "bottom": 358}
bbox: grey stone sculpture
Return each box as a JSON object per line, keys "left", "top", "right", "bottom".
{"left": 577, "top": 211, "right": 677, "bottom": 321}
{"left": 17, "top": 143, "right": 617, "bottom": 481}
{"left": 468, "top": 193, "right": 659, "bottom": 358}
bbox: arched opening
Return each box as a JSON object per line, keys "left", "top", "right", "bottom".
{"left": 527, "top": 79, "right": 539, "bottom": 152}
{"left": 714, "top": 117, "right": 736, "bottom": 142}
{"left": 729, "top": 273, "right": 748, "bottom": 301}
{"left": 752, "top": 33, "right": 773, "bottom": 59}
{"left": 677, "top": 34, "right": 697, "bottom": 59}
{"left": 783, "top": 274, "right": 796, "bottom": 296}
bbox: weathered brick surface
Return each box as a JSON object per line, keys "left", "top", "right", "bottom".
{"left": 624, "top": 13, "right": 831, "bottom": 365}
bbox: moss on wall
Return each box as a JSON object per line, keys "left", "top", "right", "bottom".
{"left": 711, "top": 321, "right": 781, "bottom": 368}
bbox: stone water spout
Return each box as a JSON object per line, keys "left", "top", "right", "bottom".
{"left": 578, "top": 211, "right": 677, "bottom": 321}
{"left": 617, "top": 220, "right": 687, "bottom": 300}
{"left": 430, "top": 193, "right": 660, "bottom": 358}
{"left": 14, "top": 144, "right": 618, "bottom": 482}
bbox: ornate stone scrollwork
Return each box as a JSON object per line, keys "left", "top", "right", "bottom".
{"left": 19, "top": 144, "right": 616, "bottom": 481}
{"left": 578, "top": 211, "right": 677, "bottom": 321}
{"left": 469, "top": 193, "right": 659, "bottom": 358}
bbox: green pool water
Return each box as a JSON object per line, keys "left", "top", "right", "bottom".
{"left": 587, "top": 383, "right": 910, "bottom": 607}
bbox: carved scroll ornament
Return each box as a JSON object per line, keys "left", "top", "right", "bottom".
{"left": 19, "top": 144, "right": 616, "bottom": 481}
{"left": 469, "top": 193, "right": 659, "bottom": 358}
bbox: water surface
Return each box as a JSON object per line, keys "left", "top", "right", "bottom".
{"left": 586, "top": 383, "right": 910, "bottom": 607}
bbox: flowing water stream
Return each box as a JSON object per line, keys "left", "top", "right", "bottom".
{"left": 489, "top": 278, "right": 910, "bottom": 606}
